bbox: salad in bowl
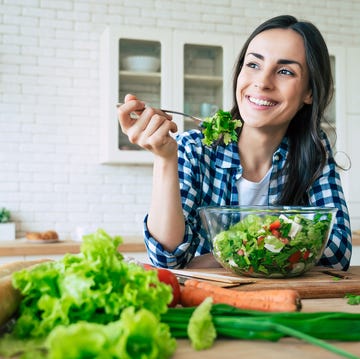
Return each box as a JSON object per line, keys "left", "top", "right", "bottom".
{"left": 199, "top": 206, "right": 337, "bottom": 278}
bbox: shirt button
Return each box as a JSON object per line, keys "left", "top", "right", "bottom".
{"left": 274, "top": 155, "right": 279, "bottom": 161}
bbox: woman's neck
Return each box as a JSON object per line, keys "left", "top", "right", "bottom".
{"left": 238, "top": 126, "right": 283, "bottom": 182}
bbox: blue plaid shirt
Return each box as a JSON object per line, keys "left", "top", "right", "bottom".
{"left": 144, "top": 129, "right": 352, "bottom": 270}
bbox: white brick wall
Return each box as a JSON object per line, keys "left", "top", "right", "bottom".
{"left": 1, "top": 0, "right": 360, "bottom": 241}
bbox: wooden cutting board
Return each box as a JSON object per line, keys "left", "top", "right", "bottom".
{"left": 179, "top": 266, "right": 360, "bottom": 299}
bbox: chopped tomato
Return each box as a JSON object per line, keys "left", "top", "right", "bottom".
{"left": 257, "top": 236, "right": 265, "bottom": 245}
{"left": 143, "top": 264, "right": 181, "bottom": 307}
{"left": 303, "top": 250, "right": 311, "bottom": 260}
{"left": 269, "top": 219, "right": 281, "bottom": 231}
{"left": 288, "top": 251, "right": 302, "bottom": 264}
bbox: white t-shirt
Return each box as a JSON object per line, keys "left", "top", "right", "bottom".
{"left": 236, "top": 167, "right": 272, "bottom": 206}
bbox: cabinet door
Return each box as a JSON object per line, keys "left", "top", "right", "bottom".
{"left": 100, "top": 26, "right": 172, "bottom": 164}
{"left": 172, "top": 31, "right": 237, "bottom": 132}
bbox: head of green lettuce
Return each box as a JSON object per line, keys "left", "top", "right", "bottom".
{"left": 0, "top": 229, "right": 177, "bottom": 359}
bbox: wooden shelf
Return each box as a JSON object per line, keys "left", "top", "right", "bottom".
{"left": 184, "top": 74, "right": 223, "bottom": 86}
{"left": 119, "top": 71, "right": 161, "bottom": 85}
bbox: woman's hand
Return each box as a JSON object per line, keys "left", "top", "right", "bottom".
{"left": 117, "top": 94, "right": 178, "bottom": 159}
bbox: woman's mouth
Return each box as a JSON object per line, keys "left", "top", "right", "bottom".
{"left": 247, "top": 96, "right": 277, "bottom": 107}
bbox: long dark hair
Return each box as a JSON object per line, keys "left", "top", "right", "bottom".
{"left": 230, "top": 15, "right": 334, "bottom": 205}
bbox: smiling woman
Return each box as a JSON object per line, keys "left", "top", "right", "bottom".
{"left": 117, "top": 15, "right": 352, "bottom": 271}
{"left": 236, "top": 28, "right": 313, "bottom": 140}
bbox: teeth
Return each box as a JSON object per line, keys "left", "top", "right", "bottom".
{"left": 249, "top": 96, "right": 276, "bottom": 106}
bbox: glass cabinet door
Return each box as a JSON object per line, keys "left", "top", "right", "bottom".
{"left": 118, "top": 39, "right": 162, "bottom": 150}
{"left": 183, "top": 44, "right": 224, "bottom": 132}
{"left": 172, "top": 31, "right": 237, "bottom": 133}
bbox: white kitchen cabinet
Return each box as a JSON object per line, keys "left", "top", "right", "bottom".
{"left": 99, "top": 26, "right": 236, "bottom": 165}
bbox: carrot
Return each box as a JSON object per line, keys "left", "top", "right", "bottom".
{"left": 181, "top": 279, "right": 302, "bottom": 312}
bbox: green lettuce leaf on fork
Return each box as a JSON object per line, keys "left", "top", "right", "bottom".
{"left": 201, "top": 110, "right": 242, "bottom": 146}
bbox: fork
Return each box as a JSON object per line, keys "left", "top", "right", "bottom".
{"left": 116, "top": 103, "right": 203, "bottom": 125}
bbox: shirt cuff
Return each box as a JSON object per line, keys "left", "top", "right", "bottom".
{"left": 143, "top": 215, "right": 195, "bottom": 268}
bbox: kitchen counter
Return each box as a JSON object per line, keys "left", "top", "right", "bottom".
{"left": 353, "top": 232, "right": 360, "bottom": 245}
{"left": 0, "top": 237, "right": 145, "bottom": 256}
{"left": 0, "top": 236, "right": 149, "bottom": 264}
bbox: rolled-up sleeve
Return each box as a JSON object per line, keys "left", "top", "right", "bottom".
{"left": 308, "top": 140, "right": 352, "bottom": 270}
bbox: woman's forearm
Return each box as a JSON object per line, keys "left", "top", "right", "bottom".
{"left": 147, "top": 154, "right": 185, "bottom": 252}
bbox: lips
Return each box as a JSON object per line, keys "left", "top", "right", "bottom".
{"left": 248, "top": 96, "right": 277, "bottom": 107}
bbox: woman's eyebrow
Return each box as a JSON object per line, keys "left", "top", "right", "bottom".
{"left": 247, "top": 52, "right": 303, "bottom": 69}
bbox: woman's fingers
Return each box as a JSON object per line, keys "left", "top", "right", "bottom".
{"left": 127, "top": 108, "right": 177, "bottom": 145}
{"left": 117, "top": 98, "right": 178, "bottom": 154}
{"left": 139, "top": 113, "right": 178, "bottom": 148}
{"left": 124, "top": 93, "right": 137, "bottom": 103}
{"left": 117, "top": 99, "right": 146, "bottom": 134}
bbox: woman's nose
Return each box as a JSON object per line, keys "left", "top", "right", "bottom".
{"left": 254, "top": 71, "right": 274, "bottom": 90}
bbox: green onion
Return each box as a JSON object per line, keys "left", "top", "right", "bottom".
{"left": 162, "top": 304, "right": 360, "bottom": 358}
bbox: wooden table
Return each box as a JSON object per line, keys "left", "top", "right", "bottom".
{"left": 173, "top": 281, "right": 360, "bottom": 359}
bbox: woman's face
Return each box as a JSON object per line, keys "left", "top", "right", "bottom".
{"left": 236, "top": 28, "right": 313, "bottom": 133}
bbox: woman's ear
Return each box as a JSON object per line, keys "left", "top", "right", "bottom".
{"left": 304, "top": 89, "right": 313, "bottom": 105}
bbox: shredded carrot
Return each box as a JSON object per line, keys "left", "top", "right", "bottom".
{"left": 181, "top": 279, "right": 302, "bottom": 312}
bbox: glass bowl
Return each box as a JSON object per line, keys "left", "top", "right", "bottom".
{"left": 199, "top": 206, "right": 337, "bottom": 278}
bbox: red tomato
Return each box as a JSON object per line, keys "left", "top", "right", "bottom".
{"left": 143, "top": 264, "right": 181, "bottom": 307}
{"left": 269, "top": 219, "right": 281, "bottom": 231}
{"left": 257, "top": 236, "right": 265, "bottom": 246}
{"left": 288, "top": 251, "right": 302, "bottom": 264}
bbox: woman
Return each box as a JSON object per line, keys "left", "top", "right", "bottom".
{"left": 117, "top": 15, "right": 352, "bottom": 270}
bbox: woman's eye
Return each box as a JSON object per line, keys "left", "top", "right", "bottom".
{"left": 245, "top": 62, "right": 259, "bottom": 69}
{"left": 279, "top": 68, "right": 294, "bottom": 76}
